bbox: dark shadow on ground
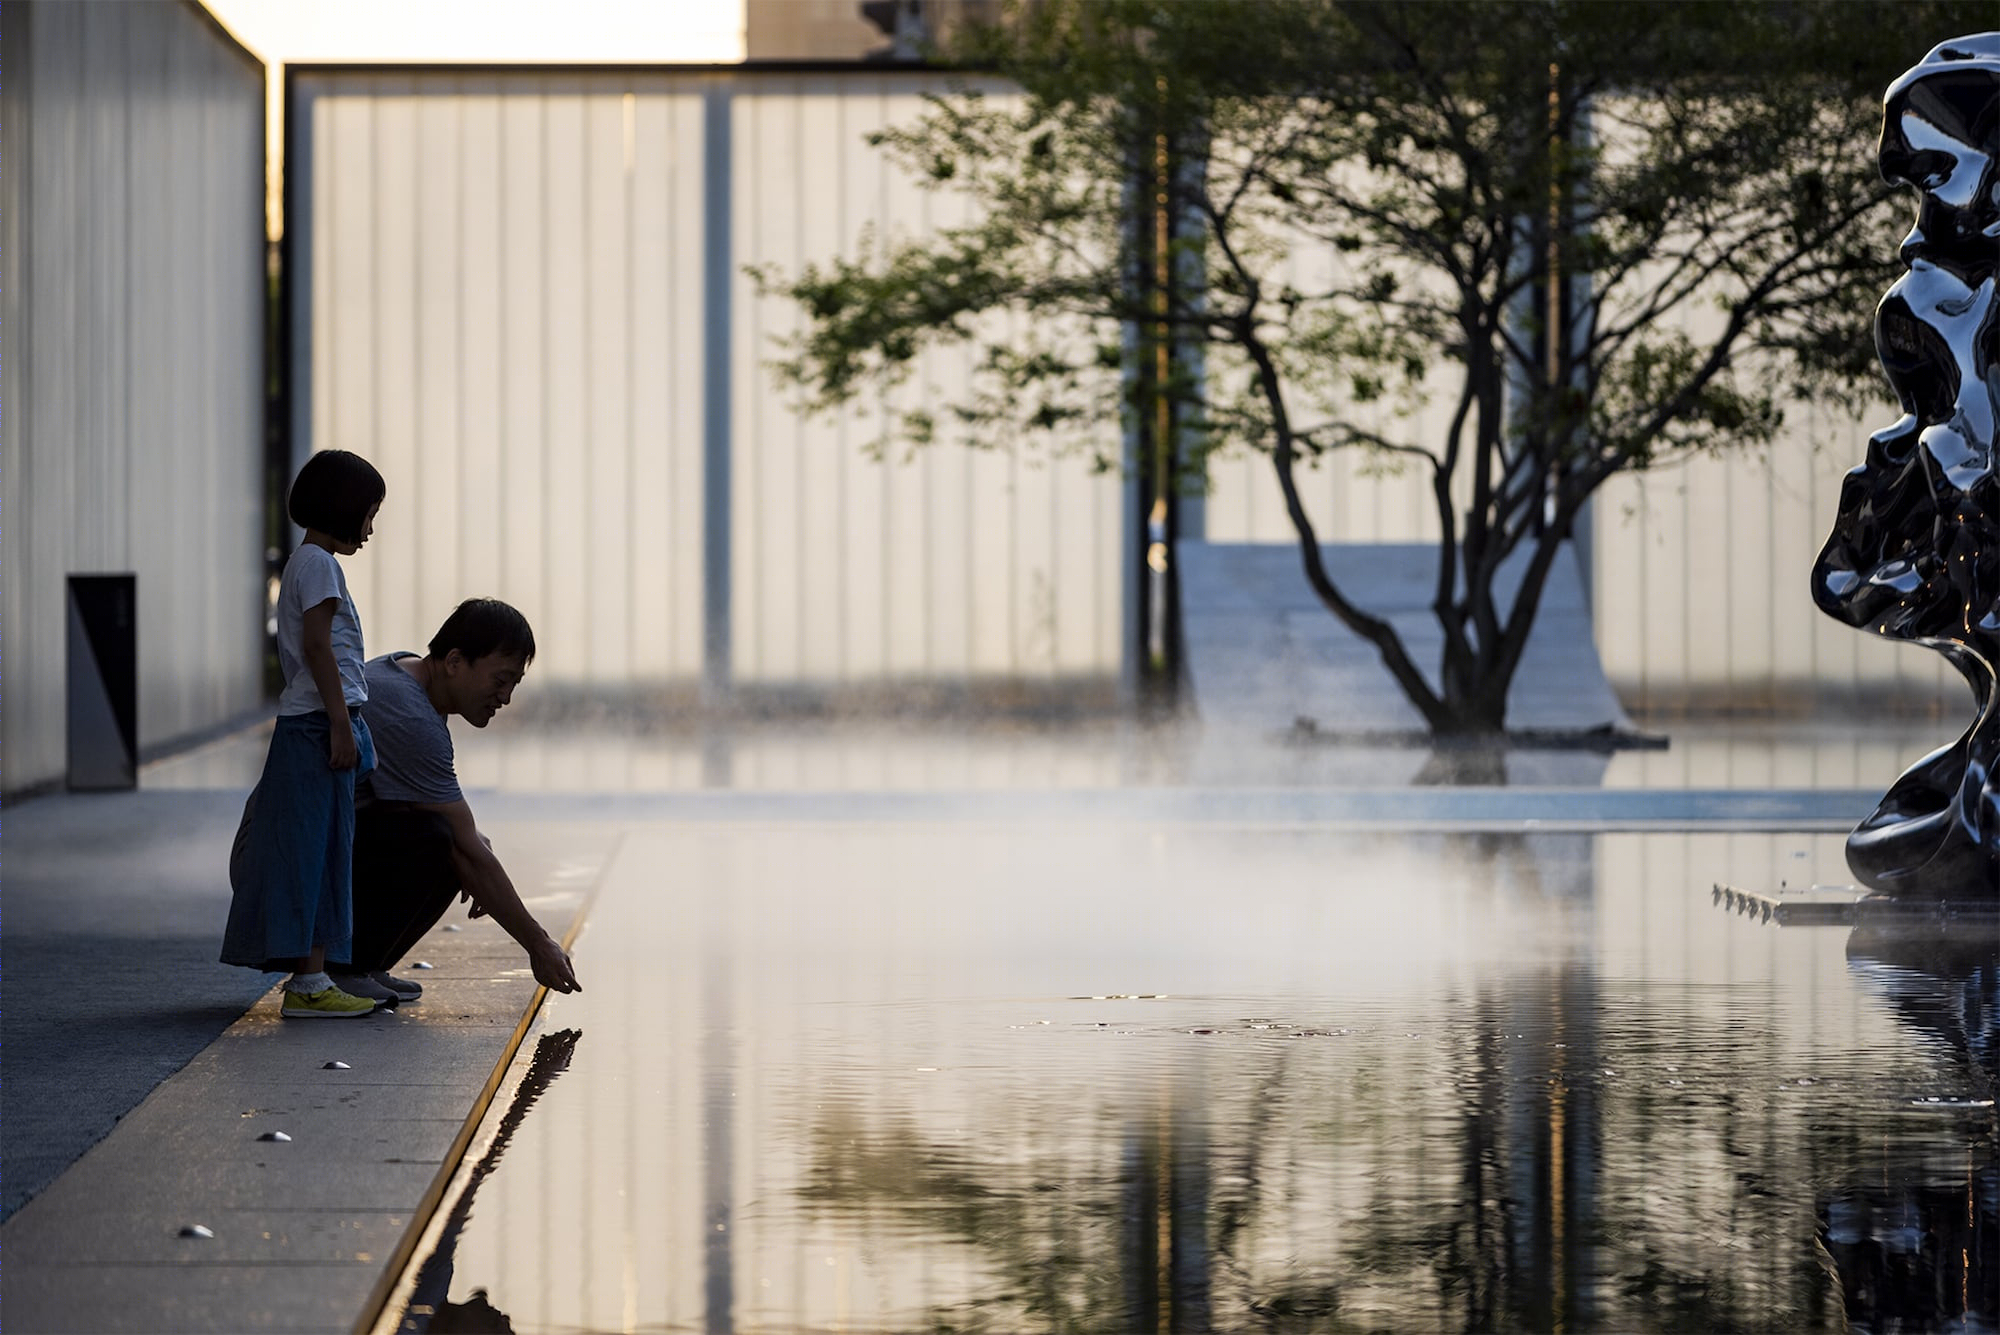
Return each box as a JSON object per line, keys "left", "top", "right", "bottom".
{"left": 2, "top": 790, "right": 270, "bottom": 1220}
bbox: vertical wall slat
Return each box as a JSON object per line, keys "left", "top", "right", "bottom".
{"left": 0, "top": 0, "right": 30, "bottom": 781}
{"left": 414, "top": 83, "right": 465, "bottom": 641}
{"left": 585, "top": 91, "right": 633, "bottom": 682}
{"left": 797, "top": 81, "right": 852, "bottom": 676}
{"left": 367, "top": 79, "right": 419, "bottom": 655}
{"left": 627, "top": 88, "right": 675, "bottom": 676}
{"left": 499, "top": 87, "right": 549, "bottom": 657}
{"left": 458, "top": 84, "right": 506, "bottom": 626}
{"left": 838, "top": 83, "right": 890, "bottom": 678}
{"left": 541, "top": 88, "right": 591, "bottom": 684}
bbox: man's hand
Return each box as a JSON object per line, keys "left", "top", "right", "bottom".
{"left": 528, "top": 935, "right": 581, "bottom": 993}
{"left": 329, "top": 719, "right": 359, "bottom": 770}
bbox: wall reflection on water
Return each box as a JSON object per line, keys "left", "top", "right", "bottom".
{"left": 407, "top": 827, "right": 1996, "bottom": 1335}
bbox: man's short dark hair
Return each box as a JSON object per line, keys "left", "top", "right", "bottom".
{"left": 429, "top": 598, "right": 536, "bottom": 666}
{"left": 287, "top": 449, "right": 385, "bottom": 544}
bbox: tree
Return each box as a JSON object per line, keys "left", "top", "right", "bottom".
{"left": 755, "top": 0, "right": 1990, "bottom": 735}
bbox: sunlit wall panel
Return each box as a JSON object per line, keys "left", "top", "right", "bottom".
{"left": 292, "top": 69, "right": 1123, "bottom": 696}
{"left": 294, "top": 72, "right": 710, "bottom": 688}
{"left": 1591, "top": 398, "right": 1954, "bottom": 714}
{"left": 0, "top": 0, "right": 266, "bottom": 794}
{"left": 731, "top": 75, "right": 1123, "bottom": 685}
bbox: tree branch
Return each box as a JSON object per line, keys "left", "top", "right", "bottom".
{"left": 1205, "top": 197, "right": 1449, "bottom": 726}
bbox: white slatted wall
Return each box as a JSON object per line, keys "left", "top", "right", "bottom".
{"left": 299, "top": 75, "right": 709, "bottom": 688}
{"left": 294, "top": 70, "right": 1123, "bottom": 694}
{"left": 1591, "top": 398, "right": 1954, "bottom": 713}
{"left": 297, "top": 68, "right": 1944, "bottom": 716}
{"left": 732, "top": 75, "right": 1119, "bottom": 684}
{"left": 0, "top": 0, "right": 267, "bottom": 793}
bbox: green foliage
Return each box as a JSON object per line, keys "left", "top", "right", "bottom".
{"left": 753, "top": 0, "right": 1993, "bottom": 731}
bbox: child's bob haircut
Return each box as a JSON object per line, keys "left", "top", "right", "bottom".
{"left": 429, "top": 598, "right": 537, "bottom": 666}
{"left": 288, "top": 450, "right": 385, "bottom": 544}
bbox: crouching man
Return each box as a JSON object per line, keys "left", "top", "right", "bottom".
{"left": 328, "top": 598, "right": 581, "bottom": 1006}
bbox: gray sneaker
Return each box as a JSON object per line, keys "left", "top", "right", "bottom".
{"left": 369, "top": 969, "right": 423, "bottom": 1002}
{"left": 327, "top": 972, "right": 402, "bottom": 1008}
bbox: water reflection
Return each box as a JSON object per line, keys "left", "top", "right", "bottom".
{"left": 1819, "top": 1163, "right": 1998, "bottom": 1335}
{"left": 1846, "top": 926, "right": 2000, "bottom": 1094}
{"left": 408, "top": 826, "right": 1997, "bottom": 1334}
{"left": 787, "top": 976, "right": 1608, "bottom": 1333}
{"left": 397, "top": 1029, "right": 583, "bottom": 1335}
{"left": 1819, "top": 928, "right": 1999, "bottom": 1335}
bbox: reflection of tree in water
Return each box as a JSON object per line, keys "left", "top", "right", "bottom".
{"left": 394, "top": 1028, "right": 584, "bottom": 1335}
{"left": 796, "top": 836, "right": 2000, "bottom": 1332}
{"left": 1818, "top": 929, "right": 1999, "bottom": 1333}
{"left": 796, "top": 837, "right": 1615, "bottom": 1332}
{"left": 798, "top": 1064, "right": 1320, "bottom": 1333}
{"left": 1315, "top": 832, "right": 1586, "bottom": 1330}
{"left": 798, "top": 1105, "right": 1144, "bottom": 1331}
{"left": 1330, "top": 831, "right": 1838, "bottom": 1331}
{"left": 1820, "top": 1169, "right": 1999, "bottom": 1334}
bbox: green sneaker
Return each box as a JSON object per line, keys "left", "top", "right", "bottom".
{"left": 281, "top": 984, "right": 379, "bottom": 1019}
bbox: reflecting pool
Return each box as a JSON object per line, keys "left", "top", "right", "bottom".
{"left": 394, "top": 825, "right": 1996, "bottom": 1334}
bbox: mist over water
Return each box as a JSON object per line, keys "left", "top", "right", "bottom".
{"left": 147, "top": 711, "right": 1956, "bottom": 796}
{"left": 397, "top": 822, "right": 1997, "bottom": 1335}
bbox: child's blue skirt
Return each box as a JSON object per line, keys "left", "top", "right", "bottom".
{"left": 220, "top": 710, "right": 376, "bottom": 971}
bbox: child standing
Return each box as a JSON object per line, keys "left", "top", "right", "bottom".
{"left": 221, "top": 449, "right": 386, "bottom": 1017}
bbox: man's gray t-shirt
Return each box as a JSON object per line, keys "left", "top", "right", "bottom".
{"left": 357, "top": 653, "right": 463, "bottom": 807}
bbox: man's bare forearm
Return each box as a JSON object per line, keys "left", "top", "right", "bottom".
{"left": 418, "top": 798, "right": 579, "bottom": 992}
{"left": 453, "top": 836, "right": 556, "bottom": 951}
{"left": 451, "top": 830, "right": 582, "bottom": 992}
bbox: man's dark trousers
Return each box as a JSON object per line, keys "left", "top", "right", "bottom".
{"left": 349, "top": 806, "right": 460, "bottom": 971}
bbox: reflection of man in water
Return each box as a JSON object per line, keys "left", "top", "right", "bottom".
{"left": 1812, "top": 33, "right": 2000, "bottom": 897}
{"left": 425, "top": 1288, "right": 513, "bottom": 1334}
{"left": 401, "top": 1028, "right": 582, "bottom": 1334}
{"left": 327, "top": 599, "right": 581, "bottom": 1005}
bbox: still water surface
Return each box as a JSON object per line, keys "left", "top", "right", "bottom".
{"left": 397, "top": 826, "right": 1996, "bottom": 1334}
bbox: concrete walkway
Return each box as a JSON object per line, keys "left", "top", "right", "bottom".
{"left": 0, "top": 792, "right": 613, "bottom": 1334}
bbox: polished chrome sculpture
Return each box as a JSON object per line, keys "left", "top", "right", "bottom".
{"left": 1813, "top": 34, "right": 2000, "bottom": 899}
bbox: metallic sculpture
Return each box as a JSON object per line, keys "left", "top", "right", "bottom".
{"left": 1813, "top": 34, "right": 2000, "bottom": 899}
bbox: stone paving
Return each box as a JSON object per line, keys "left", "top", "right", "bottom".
{"left": 1, "top": 809, "right": 611, "bottom": 1334}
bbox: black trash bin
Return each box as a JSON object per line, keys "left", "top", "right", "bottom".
{"left": 66, "top": 573, "right": 137, "bottom": 790}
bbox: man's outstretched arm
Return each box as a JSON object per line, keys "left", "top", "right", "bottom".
{"left": 414, "top": 798, "right": 581, "bottom": 994}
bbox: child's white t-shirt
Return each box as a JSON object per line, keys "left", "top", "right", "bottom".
{"left": 274, "top": 544, "right": 368, "bottom": 717}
